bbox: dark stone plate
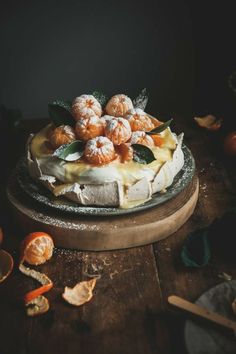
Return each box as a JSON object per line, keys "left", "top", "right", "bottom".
{"left": 16, "top": 144, "right": 195, "bottom": 216}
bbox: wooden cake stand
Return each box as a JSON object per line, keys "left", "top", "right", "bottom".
{"left": 7, "top": 170, "right": 199, "bottom": 251}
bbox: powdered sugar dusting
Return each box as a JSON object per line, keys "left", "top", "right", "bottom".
{"left": 73, "top": 94, "right": 97, "bottom": 105}
{"left": 130, "top": 131, "right": 153, "bottom": 145}
{"left": 76, "top": 115, "right": 102, "bottom": 128}
{"left": 85, "top": 136, "right": 114, "bottom": 156}
{"left": 102, "top": 115, "right": 115, "bottom": 122}
{"left": 105, "top": 94, "right": 134, "bottom": 117}
{"left": 126, "top": 108, "right": 145, "bottom": 118}
{"left": 106, "top": 117, "right": 131, "bottom": 134}
{"left": 29, "top": 211, "right": 100, "bottom": 231}
{"left": 61, "top": 125, "right": 76, "bottom": 139}
{"left": 110, "top": 94, "right": 133, "bottom": 105}
{"left": 87, "top": 115, "right": 102, "bottom": 125}
{"left": 72, "top": 94, "right": 102, "bottom": 119}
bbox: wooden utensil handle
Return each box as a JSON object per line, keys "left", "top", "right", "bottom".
{"left": 168, "top": 295, "right": 236, "bottom": 332}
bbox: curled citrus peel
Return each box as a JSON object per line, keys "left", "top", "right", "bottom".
{"left": 26, "top": 295, "right": 49, "bottom": 317}
{"left": 19, "top": 232, "right": 54, "bottom": 315}
{"left": 19, "top": 263, "right": 53, "bottom": 303}
{"left": 62, "top": 278, "right": 97, "bottom": 306}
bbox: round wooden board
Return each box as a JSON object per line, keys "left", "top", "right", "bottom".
{"left": 7, "top": 174, "right": 199, "bottom": 251}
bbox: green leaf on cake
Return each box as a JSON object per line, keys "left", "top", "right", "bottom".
{"left": 48, "top": 100, "right": 74, "bottom": 127}
{"left": 132, "top": 144, "right": 156, "bottom": 164}
{"left": 133, "top": 88, "right": 149, "bottom": 110}
{"left": 92, "top": 91, "right": 108, "bottom": 107}
{"left": 147, "top": 119, "right": 173, "bottom": 135}
{"left": 53, "top": 140, "right": 85, "bottom": 161}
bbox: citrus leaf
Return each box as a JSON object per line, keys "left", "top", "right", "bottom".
{"left": 53, "top": 100, "right": 72, "bottom": 112}
{"left": 48, "top": 100, "right": 74, "bottom": 127}
{"left": 132, "top": 144, "right": 156, "bottom": 164}
{"left": 147, "top": 119, "right": 173, "bottom": 135}
{"left": 92, "top": 91, "right": 108, "bottom": 107}
{"left": 53, "top": 140, "right": 85, "bottom": 161}
{"left": 181, "top": 228, "right": 211, "bottom": 267}
{"left": 133, "top": 88, "right": 149, "bottom": 110}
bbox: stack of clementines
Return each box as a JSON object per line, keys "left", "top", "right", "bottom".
{"left": 49, "top": 94, "right": 163, "bottom": 165}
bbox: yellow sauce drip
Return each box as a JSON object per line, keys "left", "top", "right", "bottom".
{"left": 30, "top": 124, "right": 54, "bottom": 158}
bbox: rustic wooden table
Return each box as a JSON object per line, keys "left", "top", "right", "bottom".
{"left": 0, "top": 117, "right": 236, "bottom": 354}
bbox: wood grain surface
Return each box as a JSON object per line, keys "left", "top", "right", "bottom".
{"left": 0, "top": 117, "right": 236, "bottom": 354}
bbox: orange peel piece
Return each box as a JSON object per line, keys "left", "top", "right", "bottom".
{"left": 194, "top": 115, "right": 222, "bottom": 131}
{"left": 0, "top": 249, "right": 14, "bottom": 283}
{"left": 19, "top": 263, "right": 53, "bottom": 303}
{"left": 62, "top": 278, "right": 97, "bottom": 306}
{"left": 26, "top": 295, "right": 49, "bottom": 316}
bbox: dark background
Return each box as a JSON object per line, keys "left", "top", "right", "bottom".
{"left": 0, "top": 0, "right": 235, "bottom": 122}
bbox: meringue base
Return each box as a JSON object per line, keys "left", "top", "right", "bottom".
{"left": 26, "top": 124, "right": 185, "bottom": 208}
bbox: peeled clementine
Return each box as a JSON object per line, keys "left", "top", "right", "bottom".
{"left": 20, "top": 232, "right": 54, "bottom": 265}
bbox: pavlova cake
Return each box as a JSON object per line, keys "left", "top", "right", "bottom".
{"left": 27, "top": 90, "right": 184, "bottom": 208}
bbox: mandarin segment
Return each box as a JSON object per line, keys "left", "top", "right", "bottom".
{"left": 49, "top": 125, "right": 76, "bottom": 149}
{"left": 130, "top": 131, "right": 154, "bottom": 147}
{"left": 125, "top": 108, "right": 154, "bottom": 132}
{"left": 84, "top": 136, "right": 116, "bottom": 165}
{"left": 75, "top": 116, "right": 105, "bottom": 141}
{"left": 105, "top": 94, "right": 133, "bottom": 117}
{"left": 72, "top": 94, "right": 102, "bottom": 121}
{"left": 105, "top": 117, "right": 132, "bottom": 145}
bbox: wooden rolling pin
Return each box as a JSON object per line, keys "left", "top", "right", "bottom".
{"left": 168, "top": 295, "right": 236, "bottom": 332}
